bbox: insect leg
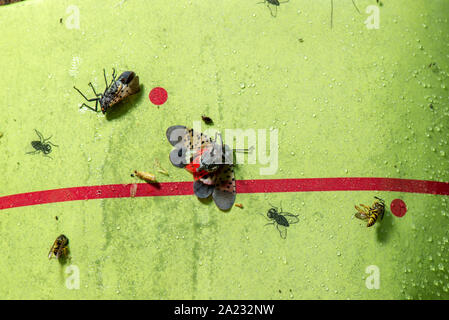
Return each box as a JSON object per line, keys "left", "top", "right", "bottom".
{"left": 35, "top": 130, "right": 45, "bottom": 145}
{"left": 268, "top": 202, "right": 278, "bottom": 211}
{"left": 264, "top": 222, "right": 275, "bottom": 227}
{"left": 26, "top": 150, "right": 40, "bottom": 155}
{"left": 258, "top": 211, "right": 268, "bottom": 220}
{"left": 46, "top": 141, "right": 59, "bottom": 147}
{"left": 104, "top": 68, "right": 116, "bottom": 89}
{"left": 111, "top": 68, "right": 117, "bottom": 82}
{"left": 43, "top": 135, "right": 58, "bottom": 147}
{"left": 360, "top": 204, "right": 371, "bottom": 212}
{"left": 351, "top": 0, "right": 361, "bottom": 13}
{"left": 79, "top": 102, "right": 99, "bottom": 112}
{"left": 73, "top": 86, "right": 100, "bottom": 103}
{"left": 103, "top": 68, "right": 109, "bottom": 89}
{"left": 268, "top": 4, "right": 277, "bottom": 17}
{"left": 89, "top": 82, "right": 102, "bottom": 97}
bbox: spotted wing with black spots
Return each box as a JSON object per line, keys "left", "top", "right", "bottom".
{"left": 166, "top": 125, "right": 214, "bottom": 168}
{"left": 212, "top": 165, "right": 236, "bottom": 210}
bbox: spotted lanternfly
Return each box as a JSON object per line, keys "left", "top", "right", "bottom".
{"left": 73, "top": 68, "right": 140, "bottom": 114}
{"left": 166, "top": 125, "right": 236, "bottom": 210}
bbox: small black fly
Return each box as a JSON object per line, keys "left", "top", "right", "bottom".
{"left": 262, "top": 203, "right": 299, "bottom": 239}
{"left": 26, "top": 129, "right": 58, "bottom": 158}
{"left": 201, "top": 115, "right": 214, "bottom": 125}
{"left": 258, "top": 0, "right": 289, "bottom": 17}
{"left": 74, "top": 68, "right": 140, "bottom": 114}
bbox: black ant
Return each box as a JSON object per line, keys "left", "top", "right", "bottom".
{"left": 26, "top": 129, "right": 58, "bottom": 158}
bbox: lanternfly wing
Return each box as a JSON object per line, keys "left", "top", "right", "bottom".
{"left": 166, "top": 125, "right": 212, "bottom": 150}
{"left": 119, "top": 71, "right": 140, "bottom": 95}
{"left": 166, "top": 125, "right": 213, "bottom": 168}
{"left": 166, "top": 125, "right": 236, "bottom": 210}
{"left": 212, "top": 164, "right": 236, "bottom": 210}
{"left": 193, "top": 178, "right": 215, "bottom": 199}
{"left": 107, "top": 71, "right": 141, "bottom": 107}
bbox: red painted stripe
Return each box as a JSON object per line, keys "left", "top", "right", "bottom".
{"left": 0, "top": 178, "right": 448, "bottom": 211}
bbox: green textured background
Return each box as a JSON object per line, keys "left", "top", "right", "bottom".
{"left": 1, "top": 0, "right": 449, "bottom": 299}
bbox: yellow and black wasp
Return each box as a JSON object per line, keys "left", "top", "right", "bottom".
{"left": 354, "top": 196, "right": 385, "bottom": 227}
{"left": 48, "top": 234, "right": 70, "bottom": 261}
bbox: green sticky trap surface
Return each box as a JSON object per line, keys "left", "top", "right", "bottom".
{"left": 0, "top": 0, "right": 449, "bottom": 299}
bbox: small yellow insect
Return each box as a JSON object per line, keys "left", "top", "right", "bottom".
{"left": 235, "top": 203, "right": 244, "bottom": 209}
{"left": 134, "top": 170, "right": 157, "bottom": 183}
{"left": 354, "top": 196, "right": 385, "bottom": 227}
{"left": 48, "top": 234, "right": 69, "bottom": 260}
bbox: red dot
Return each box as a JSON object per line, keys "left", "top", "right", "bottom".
{"left": 390, "top": 199, "right": 407, "bottom": 217}
{"left": 149, "top": 87, "right": 167, "bottom": 105}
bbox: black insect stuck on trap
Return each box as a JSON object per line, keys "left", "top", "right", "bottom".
{"left": 201, "top": 115, "right": 214, "bottom": 125}
{"left": 166, "top": 125, "right": 238, "bottom": 210}
{"left": 26, "top": 129, "right": 58, "bottom": 158}
{"left": 262, "top": 203, "right": 299, "bottom": 239}
{"left": 258, "top": 0, "right": 289, "bottom": 17}
{"left": 74, "top": 68, "right": 140, "bottom": 114}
